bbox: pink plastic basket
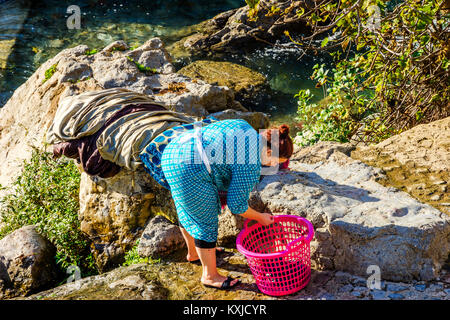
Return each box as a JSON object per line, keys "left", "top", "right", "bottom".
{"left": 236, "top": 215, "right": 314, "bottom": 296}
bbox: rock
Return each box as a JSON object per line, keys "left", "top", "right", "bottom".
{"left": 97, "top": 33, "right": 113, "bottom": 44}
{"left": 22, "top": 251, "right": 272, "bottom": 300}
{"left": 0, "top": 39, "right": 16, "bottom": 69}
{"left": 0, "top": 226, "right": 57, "bottom": 299}
{"left": 177, "top": 60, "right": 268, "bottom": 109}
{"left": 20, "top": 248, "right": 449, "bottom": 300}
{"left": 48, "top": 39, "right": 64, "bottom": 48}
{"left": 386, "top": 283, "right": 409, "bottom": 292}
{"left": 338, "top": 284, "right": 354, "bottom": 293}
{"left": 428, "top": 283, "right": 444, "bottom": 291}
{"left": 415, "top": 284, "right": 427, "bottom": 292}
{"left": 443, "top": 274, "right": 450, "bottom": 284}
{"left": 334, "top": 271, "right": 352, "bottom": 285}
{"left": 351, "top": 286, "right": 368, "bottom": 298}
{"left": 291, "top": 140, "right": 356, "bottom": 164}
{"left": 23, "top": 264, "right": 169, "bottom": 300}
{"left": 171, "top": 1, "right": 308, "bottom": 55}
{"left": 320, "top": 293, "right": 335, "bottom": 300}
{"left": 79, "top": 166, "right": 176, "bottom": 272}
{"left": 387, "top": 293, "right": 405, "bottom": 300}
{"left": 246, "top": 141, "right": 450, "bottom": 281}
{"left": 102, "top": 40, "right": 128, "bottom": 53}
{"left": 359, "top": 117, "right": 450, "bottom": 172}
{"left": 137, "top": 216, "right": 185, "bottom": 257}
{"left": 127, "top": 38, "right": 175, "bottom": 75}
{"left": 217, "top": 208, "right": 245, "bottom": 246}
{"left": 209, "top": 109, "right": 270, "bottom": 131}
{"left": 311, "top": 271, "right": 333, "bottom": 287}
{"left": 431, "top": 194, "right": 442, "bottom": 201}
{"left": 352, "top": 116, "right": 450, "bottom": 215}
{"left": 370, "top": 289, "right": 387, "bottom": 300}
{"left": 351, "top": 276, "right": 367, "bottom": 287}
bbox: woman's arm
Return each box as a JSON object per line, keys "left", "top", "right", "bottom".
{"left": 240, "top": 206, "right": 274, "bottom": 226}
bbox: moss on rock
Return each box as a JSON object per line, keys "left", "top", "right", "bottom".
{"left": 177, "top": 60, "right": 267, "bottom": 109}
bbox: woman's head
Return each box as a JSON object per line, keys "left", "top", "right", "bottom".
{"left": 260, "top": 124, "right": 294, "bottom": 166}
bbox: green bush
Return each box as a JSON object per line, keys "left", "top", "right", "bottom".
{"left": 288, "top": 0, "right": 449, "bottom": 144}
{"left": 295, "top": 61, "right": 381, "bottom": 146}
{"left": 122, "top": 240, "right": 161, "bottom": 266}
{"left": 0, "top": 147, "right": 97, "bottom": 276}
{"left": 245, "top": 0, "right": 259, "bottom": 9}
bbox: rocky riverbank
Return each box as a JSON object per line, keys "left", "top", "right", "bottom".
{"left": 0, "top": 31, "right": 449, "bottom": 300}
{"left": 2, "top": 135, "right": 449, "bottom": 299}
{"left": 16, "top": 248, "right": 450, "bottom": 300}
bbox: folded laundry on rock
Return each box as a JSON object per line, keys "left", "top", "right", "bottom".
{"left": 96, "top": 108, "right": 196, "bottom": 171}
{"left": 53, "top": 103, "right": 167, "bottom": 178}
{"left": 47, "top": 88, "right": 197, "bottom": 176}
{"left": 46, "top": 88, "right": 170, "bottom": 142}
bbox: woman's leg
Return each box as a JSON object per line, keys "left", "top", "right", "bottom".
{"left": 179, "top": 226, "right": 198, "bottom": 262}
{"left": 180, "top": 226, "right": 224, "bottom": 262}
{"left": 180, "top": 227, "right": 238, "bottom": 288}
{"left": 161, "top": 145, "right": 236, "bottom": 288}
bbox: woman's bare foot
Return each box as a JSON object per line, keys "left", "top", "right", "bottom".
{"left": 187, "top": 252, "right": 199, "bottom": 262}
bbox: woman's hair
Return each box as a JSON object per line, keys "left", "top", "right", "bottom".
{"left": 261, "top": 124, "right": 294, "bottom": 160}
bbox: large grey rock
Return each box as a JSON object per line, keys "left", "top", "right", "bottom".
{"left": 137, "top": 215, "right": 185, "bottom": 257}
{"left": 79, "top": 166, "right": 176, "bottom": 272}
{"left": 171, "top": 0, "right": 308, "bottom": 55}
{"left": 247, "top": 142, "right": 450, "bottom": 281}
{"left": 0, "top": 225, "right": 57, "bottom": 299}
{"left": 177, "top": 60, "right": 269, "bottom": 109}
{"left": 22, "top": 264, "right": 170, "bottom": 300}
{"left": 352, "top": 116, "right": 450, "bottom": 215}
{"left": 209, "top": 109, "right": 270, "bottom": 131}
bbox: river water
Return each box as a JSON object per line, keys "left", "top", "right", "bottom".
{"left": 0, "top": 0, "right": 326, "bottom": 129}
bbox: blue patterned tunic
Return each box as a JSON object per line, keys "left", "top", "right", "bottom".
{"left": 139, "top": 117, "right": 218, "bottom": 189}
{"left": 161, "top": 119, "right": 262, "bottom": 242}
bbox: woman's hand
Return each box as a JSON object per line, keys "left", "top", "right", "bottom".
{"left": 258, "top": 213, "right": 274, "bottom": 226}
{"left": 239, "top": 206, "right": 274, "bottom": 226}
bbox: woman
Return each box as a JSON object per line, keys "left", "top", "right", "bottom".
{"left": 140, "top": 118, "right": 294, "bottom": 290}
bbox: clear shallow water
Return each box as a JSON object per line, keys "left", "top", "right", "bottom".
{"left": 0, "top": 0, "right": 327, "bottom": 129}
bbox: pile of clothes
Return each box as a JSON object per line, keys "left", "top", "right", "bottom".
{"left": 46, "top": 88, "right": 197, "bottom": 178}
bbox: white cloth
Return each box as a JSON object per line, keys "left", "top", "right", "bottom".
{"left": 177, "top": 126, "right": 212, "bottom": 174}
